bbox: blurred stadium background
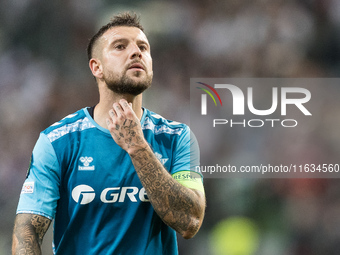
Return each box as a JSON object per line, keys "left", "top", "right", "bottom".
{"left": 1, "top": 0, "right": 340, "bottom": 254}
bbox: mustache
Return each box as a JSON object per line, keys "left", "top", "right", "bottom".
{"left": 126, "top": 60, "right": 146, "bottom": 71}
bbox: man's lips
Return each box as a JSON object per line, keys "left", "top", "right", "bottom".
{"left": 128, "top": 63, "right": 145, "bottom": 71}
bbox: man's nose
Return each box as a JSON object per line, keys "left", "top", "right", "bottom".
{"left": 130, "top": 44, "right": 142, "bottom": 59}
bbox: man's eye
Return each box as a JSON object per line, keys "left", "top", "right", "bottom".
{"left": 115, "top": 44, "right": 125, "bottom": 50}
{"left": 139, "top": 45, "right": 147, "bottom": 51}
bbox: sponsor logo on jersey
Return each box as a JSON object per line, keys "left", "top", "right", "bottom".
{"left": 71, "top": 185, "right": 95, "bottom": 204}
{"left": 78, "top": 156, "right": 95, "bottom": 171}
{"left": 71, "top": 185, "right": 149, "bottom": 205}
{"left": 21, "top": 182, "right": 34, "bottom": 194}
{"left": 155, "top": 152, "right": 168, "bottom": 165}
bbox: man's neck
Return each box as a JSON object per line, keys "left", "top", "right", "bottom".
{"left": 93, "top": 92, "right": 143, "bottom": 129}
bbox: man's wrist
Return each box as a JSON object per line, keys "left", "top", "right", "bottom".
{"left": 126, "top": 142, "right": 149, "bottom": 156}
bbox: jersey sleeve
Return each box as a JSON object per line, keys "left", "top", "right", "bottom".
{"left": 171, "top": 127, "right": 204, "bottom": 193}
{"left": 16, "top": 133, "right": 61, "bottom": 219}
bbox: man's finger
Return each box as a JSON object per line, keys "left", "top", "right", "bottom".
{"left": 119, "top": 99, "right": 130, "bottom": 112}
{"left": 109, "top": 109, "right": 116, "bottom": 119}
{"left": 106, "top": 118, "right": 111, "bottom": 127}
{"left": 112, "top": 103, "right": 125, "bottom": 119}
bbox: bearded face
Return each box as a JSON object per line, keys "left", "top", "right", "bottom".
{"left": 93, "top": 26, "right": 154, "bottom": 96}
{"left": 103, "top": 64, "right": 153, "bottom": 96}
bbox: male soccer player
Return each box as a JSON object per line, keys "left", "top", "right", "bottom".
{"left": 12, "top": 12, "right": 205, "bottom": 255}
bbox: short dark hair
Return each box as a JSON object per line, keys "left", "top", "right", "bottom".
{"left": 87, "top": 12, "right": 144, "bottom": 61}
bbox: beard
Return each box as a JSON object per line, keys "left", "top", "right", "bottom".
{"left": 104, "top": 69, "right": 153, "bottom": 96}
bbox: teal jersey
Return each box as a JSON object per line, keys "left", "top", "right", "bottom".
{"left": 16, "top": 107, "right": 200, "bottom": 255}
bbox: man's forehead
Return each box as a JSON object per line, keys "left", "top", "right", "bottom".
{"left": 101, "top": 26, "right": 149, "bottom": 44}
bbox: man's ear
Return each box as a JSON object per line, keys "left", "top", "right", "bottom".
{"left": 89, "top": 58, "right": 103, "bottom": 79}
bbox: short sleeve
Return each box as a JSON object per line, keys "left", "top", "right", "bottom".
{"left": 171, "top": 126, "right": 200, "bottom": 174}
{"left": 16, "top": 133, "right": 61, "bottom": 219}
{"left": 171, "top": 127, "right": 203, "bottom": 192}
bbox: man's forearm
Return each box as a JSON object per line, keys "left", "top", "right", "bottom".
{"left": 12, "top": 214, "right": 51, "bottom": 255}
{"left": 106, "top": 100, "right": 205, "bottom": 238}
{"left": 130, "top": 145, "right": 205, "bottom": 239}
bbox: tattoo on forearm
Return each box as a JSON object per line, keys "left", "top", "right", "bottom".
{"left": 12, "top": 214, "right": 51, "bottom": 255}
{"left": 31, "top": 215, "right": 51, "bottom": 241}
{"left": 131, "top": 148, "right": 203, "bottom": 236}
{"left": 107, "top": 101, "right": 204, "bottom": 236}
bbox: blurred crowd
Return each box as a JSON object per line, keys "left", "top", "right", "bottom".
{"left": 1, "top": 0, "right": 340, "bottom": 254}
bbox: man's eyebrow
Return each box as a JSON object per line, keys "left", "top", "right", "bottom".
{"left": 136, "top": 39, "right": 149, "bottom": 45}
{"left": 109, "top": 38, "right": 150, "bottom": 48}
{"left": 136, "top": 39, "right": 150, "bottom": 49}
{"left": 111, "top": 38, "right": 128, "bottom": 45}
